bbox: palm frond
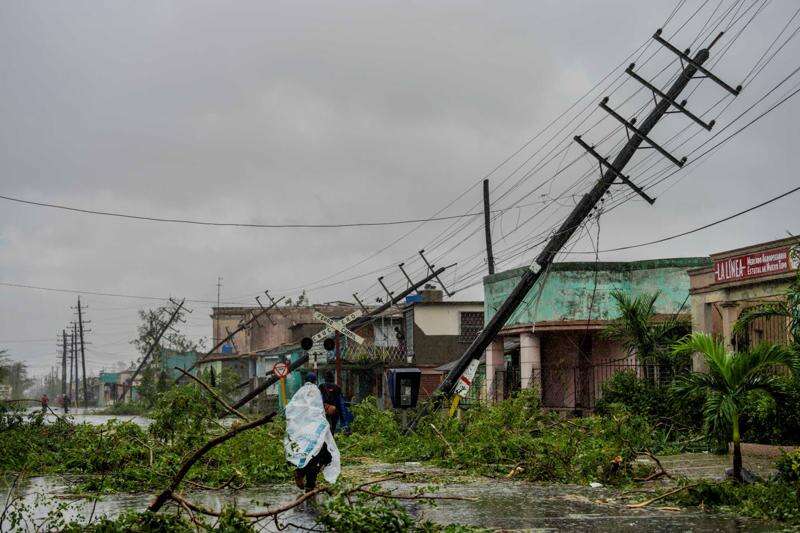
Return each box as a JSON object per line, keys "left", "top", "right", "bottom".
{"left": 732, "top": 302, "right": 789, "bottom": 338}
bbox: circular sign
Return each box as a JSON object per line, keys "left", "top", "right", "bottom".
{"left": 323, "top": 337, "right": 335, "bottom": 351}
{"left": 300, "top": 337, "right": 314, "bottom": 351}
{"left": 272, "top": 361, "right": 290, "bottom": 378}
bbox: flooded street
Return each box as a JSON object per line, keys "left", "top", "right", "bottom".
{"left": 23, "top": 407, "right": 153, "bottom": 428}
{"left": 3, "top": 465, "right": 778, "bottom": 532}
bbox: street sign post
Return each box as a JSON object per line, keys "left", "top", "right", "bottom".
{"left": 449, "top": 359, "right": 480, "bottom": 417}
{"left": 273, "top": 362, "right": 290, "bottom": 406}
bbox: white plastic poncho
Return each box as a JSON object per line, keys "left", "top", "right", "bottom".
{"left": 283, "top": 382, "right": 341, "bottom": 483}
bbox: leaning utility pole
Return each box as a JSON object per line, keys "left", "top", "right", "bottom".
{"left": 436, "top": 29, "right": 739, "bottom": 400}
{"left": 483, "top": 179, "right": 495, "bottom": 275}
{"left": 118, "top": 299, "right": 186, "bottom": 402}
{"left": 229, "top": 263, "right": 456, "bottom": 413}
{"left": 61, "top": 329, "right": 67, "bottom": 412}
{"left": 77, "top": 297, "right": 89, "bottom": 407}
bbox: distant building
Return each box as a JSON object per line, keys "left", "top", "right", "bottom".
{"left": 97, "top": 349, "right": 199, "bottom": 406}
{"left": 689, "top": 236, "right": 799, "bottom": 369}
{"left": 400, "top": 287, "right": 484, "bottom": 397}
{"left": 482, "top": 258, "right": 709, "bottom": 411}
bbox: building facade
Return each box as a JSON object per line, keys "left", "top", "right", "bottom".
{"left": 402, "top": 288, "right": 484, "bottom": 396}
{"left": 688, "top": 236, "right": 799, "bottom": 369}
{"left": 482, "top": 258, "right": 709, "bottom": 411}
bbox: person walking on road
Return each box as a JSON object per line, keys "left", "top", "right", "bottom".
{"left": 284, "top": 372, "right": 341, "bottom": 492}
{"left": 319, "top": 371, "right": 343, "bottom": 434}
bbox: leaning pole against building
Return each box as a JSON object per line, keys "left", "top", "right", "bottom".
{"left": 435, "top": 29, "right": 740, "bottom": 402}
{"left": 228, "top": 263, "right": 455, "bottom": 413}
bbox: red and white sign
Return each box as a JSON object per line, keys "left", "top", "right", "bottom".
{"left": 272, "top": 361, "right": 290, "bottom": 379}
{"left": 714, "top": 246, "right": 797, "bottom": 284}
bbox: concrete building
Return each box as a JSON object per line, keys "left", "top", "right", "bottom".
{"left": 210, "top": 302, "right": 362, "bottom": 355}
{"left": 482, "top": 258, "right": 709, "bottom": 411}
{"left": 689, "top": 236, "right": 799, "bottom": 369}
{"left": 401, "top": 287, "right": 484, "bottom": 396}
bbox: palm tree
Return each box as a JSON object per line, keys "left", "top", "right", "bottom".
{"left": 604, "top": 290, "right": 690, "bottom": 375}
{"left": 672, "top": 332, "right": 797, "bottom": 481}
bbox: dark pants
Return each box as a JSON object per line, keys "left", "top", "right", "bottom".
{"left": 298, "top": 443, "right": 332, "bottom": 491}
{"left": 326, "top": 414, "right": 338, "bottom": 434}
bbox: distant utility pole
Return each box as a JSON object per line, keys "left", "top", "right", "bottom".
{"left": 483, "top": 179, "right": 495, "bottom": 275}
{"left": 61, "top": 329, "right": 67, "bottom": 412}
{"left": 77, "top": 297, "right": 89, "bottom": 407}
{"left": 437, "top": 29, "right": 739, "bottom": 399}
{"left": 215, "top": 276, "right": 223, "bottom": 346}
{"left": 72, "top": 322, "right": 79, "bottom": 408}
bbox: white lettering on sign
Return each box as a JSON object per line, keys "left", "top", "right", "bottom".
{"left": 714, "top": 246, "right": 794, "bottom": 284}
{"left": 311, "top": 310, "right": 362, "bottom": 342}
{"left": 313, "top": 311, "right": 365, "bottom": 345}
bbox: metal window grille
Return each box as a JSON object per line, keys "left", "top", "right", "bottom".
{"left": 459, "top": 312, "right": 484, "bottom": 344}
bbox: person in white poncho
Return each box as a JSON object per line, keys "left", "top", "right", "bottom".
{"left": 284, "top": 372, "right": 341, "bottom": 492}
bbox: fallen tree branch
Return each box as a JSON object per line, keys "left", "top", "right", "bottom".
{"left": 171, "top": 487, "right": 329, "bottom": 518}
{"left": 356, "top": 488, "right": 478, "bottom": 502}
{"left": 174, "top": 366, "right": 250, "bottom": 422}
{"left": 184, "top": 475, "right": 244, "bottom": 492}
{"left": 148, "top": 411, "right": 276, "bottom": 513}
{"left": 627, "top": 483, "right": 701, "bottom": 508}
{"left": 634, "top": 450, "right": 673, "bottom": 482}
{"left": 429, "top": 423, "right": 455, "bottom": 457}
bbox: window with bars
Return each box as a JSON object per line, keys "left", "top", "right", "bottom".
{"left": 459, "top": 311, "right": 484, "bottom": 344}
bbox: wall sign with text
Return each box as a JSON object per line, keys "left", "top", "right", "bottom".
{"left": 714, "top": 245, "right": 799, "bottom": 284}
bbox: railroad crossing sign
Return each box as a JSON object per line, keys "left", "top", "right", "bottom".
{"left": 312, "top": 310, "right": 364, "bottom": 344}
{"left": 272, "top": 361, "right": 290, "bottom": 379}
{"left": 300, "top": 310, "right": 364, "bottom": 369}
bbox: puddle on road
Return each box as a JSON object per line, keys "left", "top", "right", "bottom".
{"left": 19, "top": 407, "right": 153, "bottom": 428}
{"left": 3, "top": 471, "right": 776, "bottom": 532}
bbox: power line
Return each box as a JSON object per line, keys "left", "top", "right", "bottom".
{"left": 0, "top": 281, "right": 244, "bottom": 305}
{"left": 0, "top": 193, "right": 552, "bottom": 229}
{"left": 568, "top": 184, "right": 800, "bottom": 254}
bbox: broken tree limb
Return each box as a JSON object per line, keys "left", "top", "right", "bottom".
{"left": 429, "top": 423, "right": 455, "bottom": 458}
{"left": 627, "top": 482, "right": 701, "bottom": 508}
{"left": 634, "top": 450, "right": 673, "bottom": 482}
{"left": 170, "top": 487, "right": 329, "bottom": 519}
{"left": 174, "top": 366, "right": 249, "bottom": 421}
{"left": 148, "top": 411, "right": 276, "bottom": 513}
{"left": 355, "top": 488, "right": 478, "bottom": 502}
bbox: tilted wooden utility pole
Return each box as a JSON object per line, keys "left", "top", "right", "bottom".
{"left": 229, "top": 263, "right": 456, "bottom": 413}
{"left": 436, "top": 30, "right": 739, "bottom": 400}
{"left": 118, "top": 299, "right": 186, "bottom": 402}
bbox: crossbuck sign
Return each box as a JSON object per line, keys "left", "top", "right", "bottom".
{"left": 312, "top": 310, "right": 365, "bottom": 345}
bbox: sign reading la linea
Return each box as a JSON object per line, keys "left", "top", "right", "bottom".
{"left": 714, "top": 246, "right": 798, "bottom": 284}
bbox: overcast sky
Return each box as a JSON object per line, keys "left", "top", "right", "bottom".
{"left": 1, "top": 1, "right": 798, "bottom": 376}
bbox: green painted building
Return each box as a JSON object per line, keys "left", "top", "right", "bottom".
{"left": 482, "top": 257, "right": 710, "bottom": 410}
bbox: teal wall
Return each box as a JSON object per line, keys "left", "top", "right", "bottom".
{"left": 484, "top": 258, "right": 710, "bottom": 326}
{"left": 162, "top": 350, "right": 198, "bottom": 380}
